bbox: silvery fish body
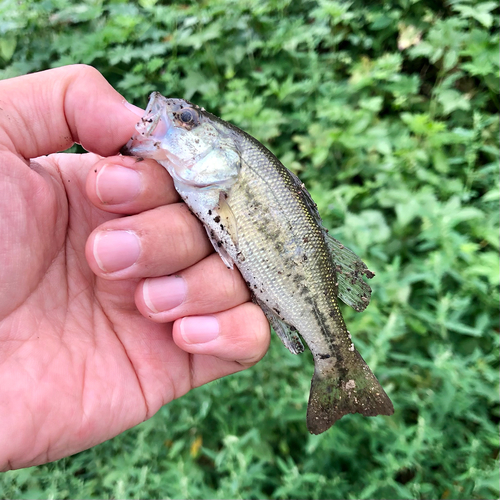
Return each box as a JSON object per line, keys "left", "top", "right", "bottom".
{"left": 121, "top": 93, "right": 394, "bottom": 434}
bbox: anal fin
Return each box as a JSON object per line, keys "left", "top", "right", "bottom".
{"left": 255, "top": 299, "right": 304, "bottom": 355}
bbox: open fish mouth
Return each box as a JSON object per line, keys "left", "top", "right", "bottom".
{"left": 120, "top": 92, "right": 173, "bottom": 157}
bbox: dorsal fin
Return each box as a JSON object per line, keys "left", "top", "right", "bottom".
{"left": 326, "top": 235, "right": 374, "bottom": 312}
{"left": 287, "top": 170, "right": 374, "bottom": 311}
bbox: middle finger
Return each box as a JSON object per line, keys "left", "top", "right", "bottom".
{"left": 85, "top": 202, "right": 213, "bottom": 279}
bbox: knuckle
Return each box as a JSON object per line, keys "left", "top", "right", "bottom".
{"left": 68, "top": 64, "right": 103, "bottom": 82}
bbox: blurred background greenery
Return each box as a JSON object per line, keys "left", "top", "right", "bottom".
{"left": 1, "top": 0, "right": 499, "bottom": 498}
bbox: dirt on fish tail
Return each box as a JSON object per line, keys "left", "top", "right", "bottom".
{"left": 306, "top": 349, "right": 394, "bottom": 434}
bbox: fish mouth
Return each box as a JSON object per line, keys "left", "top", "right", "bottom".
{"left": 121, "top": 93, "right": 188, "bottom": 157}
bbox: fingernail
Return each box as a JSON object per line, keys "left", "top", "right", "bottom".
{"left": 93, "top": 230, "right": 141, "bottom": 272}
{"left": 96, "top": 164, "right": 141, "bottom": 204}
{"left": 180, "top": 316, "right": 220, "bottom": 344}
{"left": 123, "top": 100, "right": 145, "bottom": 117}
{"left": 143, "top": 276, "right": 187, "bottom": 313}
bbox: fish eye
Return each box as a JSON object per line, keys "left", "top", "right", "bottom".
{"left": 179, "top": 110, "right": 193, "bottom": 123}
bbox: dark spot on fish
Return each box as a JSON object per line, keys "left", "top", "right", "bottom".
{"left": 303, "top": 237, "right": 309, "bottom": 243}
{"left": 208, "top": 210, "right": 212, "bottom": 215}
{"left": 319, "top": 354, "right": 331, "bottom": 360}
{"left": 220, "top": 224, "right": 224, "bottom": 230}
{"left": 303, "top": 255, "right": 308, "bottom": 262}
{"left": 364, "top": 269, "right": 376, "bottom": 279}
{"left": 253, "top": 285, "right": 258, "bottom": 289}
{"left": 214, "top": 216, "right": 221, "bottom": 223}
{"left": 94, "top": 169, "right": 97, "bottom": 173}
{"left": 217, "top": 241, "right": 222, "bottom": 247}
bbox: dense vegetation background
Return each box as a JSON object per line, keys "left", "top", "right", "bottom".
{"left": 1, "top": 0, "right": 499, "bottom": 498}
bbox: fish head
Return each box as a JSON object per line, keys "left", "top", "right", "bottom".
{"left": 122, "top": 93, "right": 240, "bottom": 189}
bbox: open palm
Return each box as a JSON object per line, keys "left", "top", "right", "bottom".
{"left": 0, "top": 66, "right": 269, "bottom": 470}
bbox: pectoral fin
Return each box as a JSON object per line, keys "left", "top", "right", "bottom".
{"left": 218, "top": 192, "right": 238, "bottom": 247}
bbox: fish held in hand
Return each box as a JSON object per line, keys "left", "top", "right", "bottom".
{"left": 121, "top": 92, "right": 394, "bottom": 434}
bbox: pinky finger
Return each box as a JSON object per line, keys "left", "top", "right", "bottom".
{"left": 172, "top": 302, "right": 270, "bottom": 388}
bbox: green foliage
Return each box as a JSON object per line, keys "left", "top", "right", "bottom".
{"left": 1, "top": 0, "right": 498, "bottom": 498}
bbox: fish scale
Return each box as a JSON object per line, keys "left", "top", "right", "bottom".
{"left": 121, "top": 92, "right": 394, "bottom": 434}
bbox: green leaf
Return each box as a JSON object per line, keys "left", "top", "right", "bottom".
{"left": 452, "top": 2, "right": 497, "bottom": 28}
{"left": 0, "top": 35, "right": 16, "bottom": 61}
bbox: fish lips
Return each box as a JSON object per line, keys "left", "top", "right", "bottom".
{"left": 120, "top": 93, "right": 174, "bottom": 157}
{"left": 120, "top": 137, "right": 155, "bottom": 157}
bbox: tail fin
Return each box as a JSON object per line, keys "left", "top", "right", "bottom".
{"left": 306, "top": 350, "right": 393, "bottom": 434}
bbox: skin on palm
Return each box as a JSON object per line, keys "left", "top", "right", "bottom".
{"left": 0, "top": 65, "right": 269, "bottom": 470}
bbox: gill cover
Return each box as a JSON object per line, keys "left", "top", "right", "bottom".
{"left": 122, "top": 93, "right": 241, "bottom": 190}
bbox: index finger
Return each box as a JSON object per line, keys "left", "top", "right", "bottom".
{"left": 0, "top": 64, "right": 141, "bottom": 159}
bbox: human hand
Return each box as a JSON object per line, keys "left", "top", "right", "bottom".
{"left": 0, "top": 65, "right": 269, "bottom": 470}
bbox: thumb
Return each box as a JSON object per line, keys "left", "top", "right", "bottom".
{"left": 0, "top": 64, "right": 143, "bottom": 159}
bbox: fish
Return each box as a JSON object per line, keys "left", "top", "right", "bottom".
{"left": 121, "top": 92, "right": 394, "bottom": 434}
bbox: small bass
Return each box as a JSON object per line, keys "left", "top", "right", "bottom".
{"left": 121, "top": 93, "right": 394, "bottom": 434}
